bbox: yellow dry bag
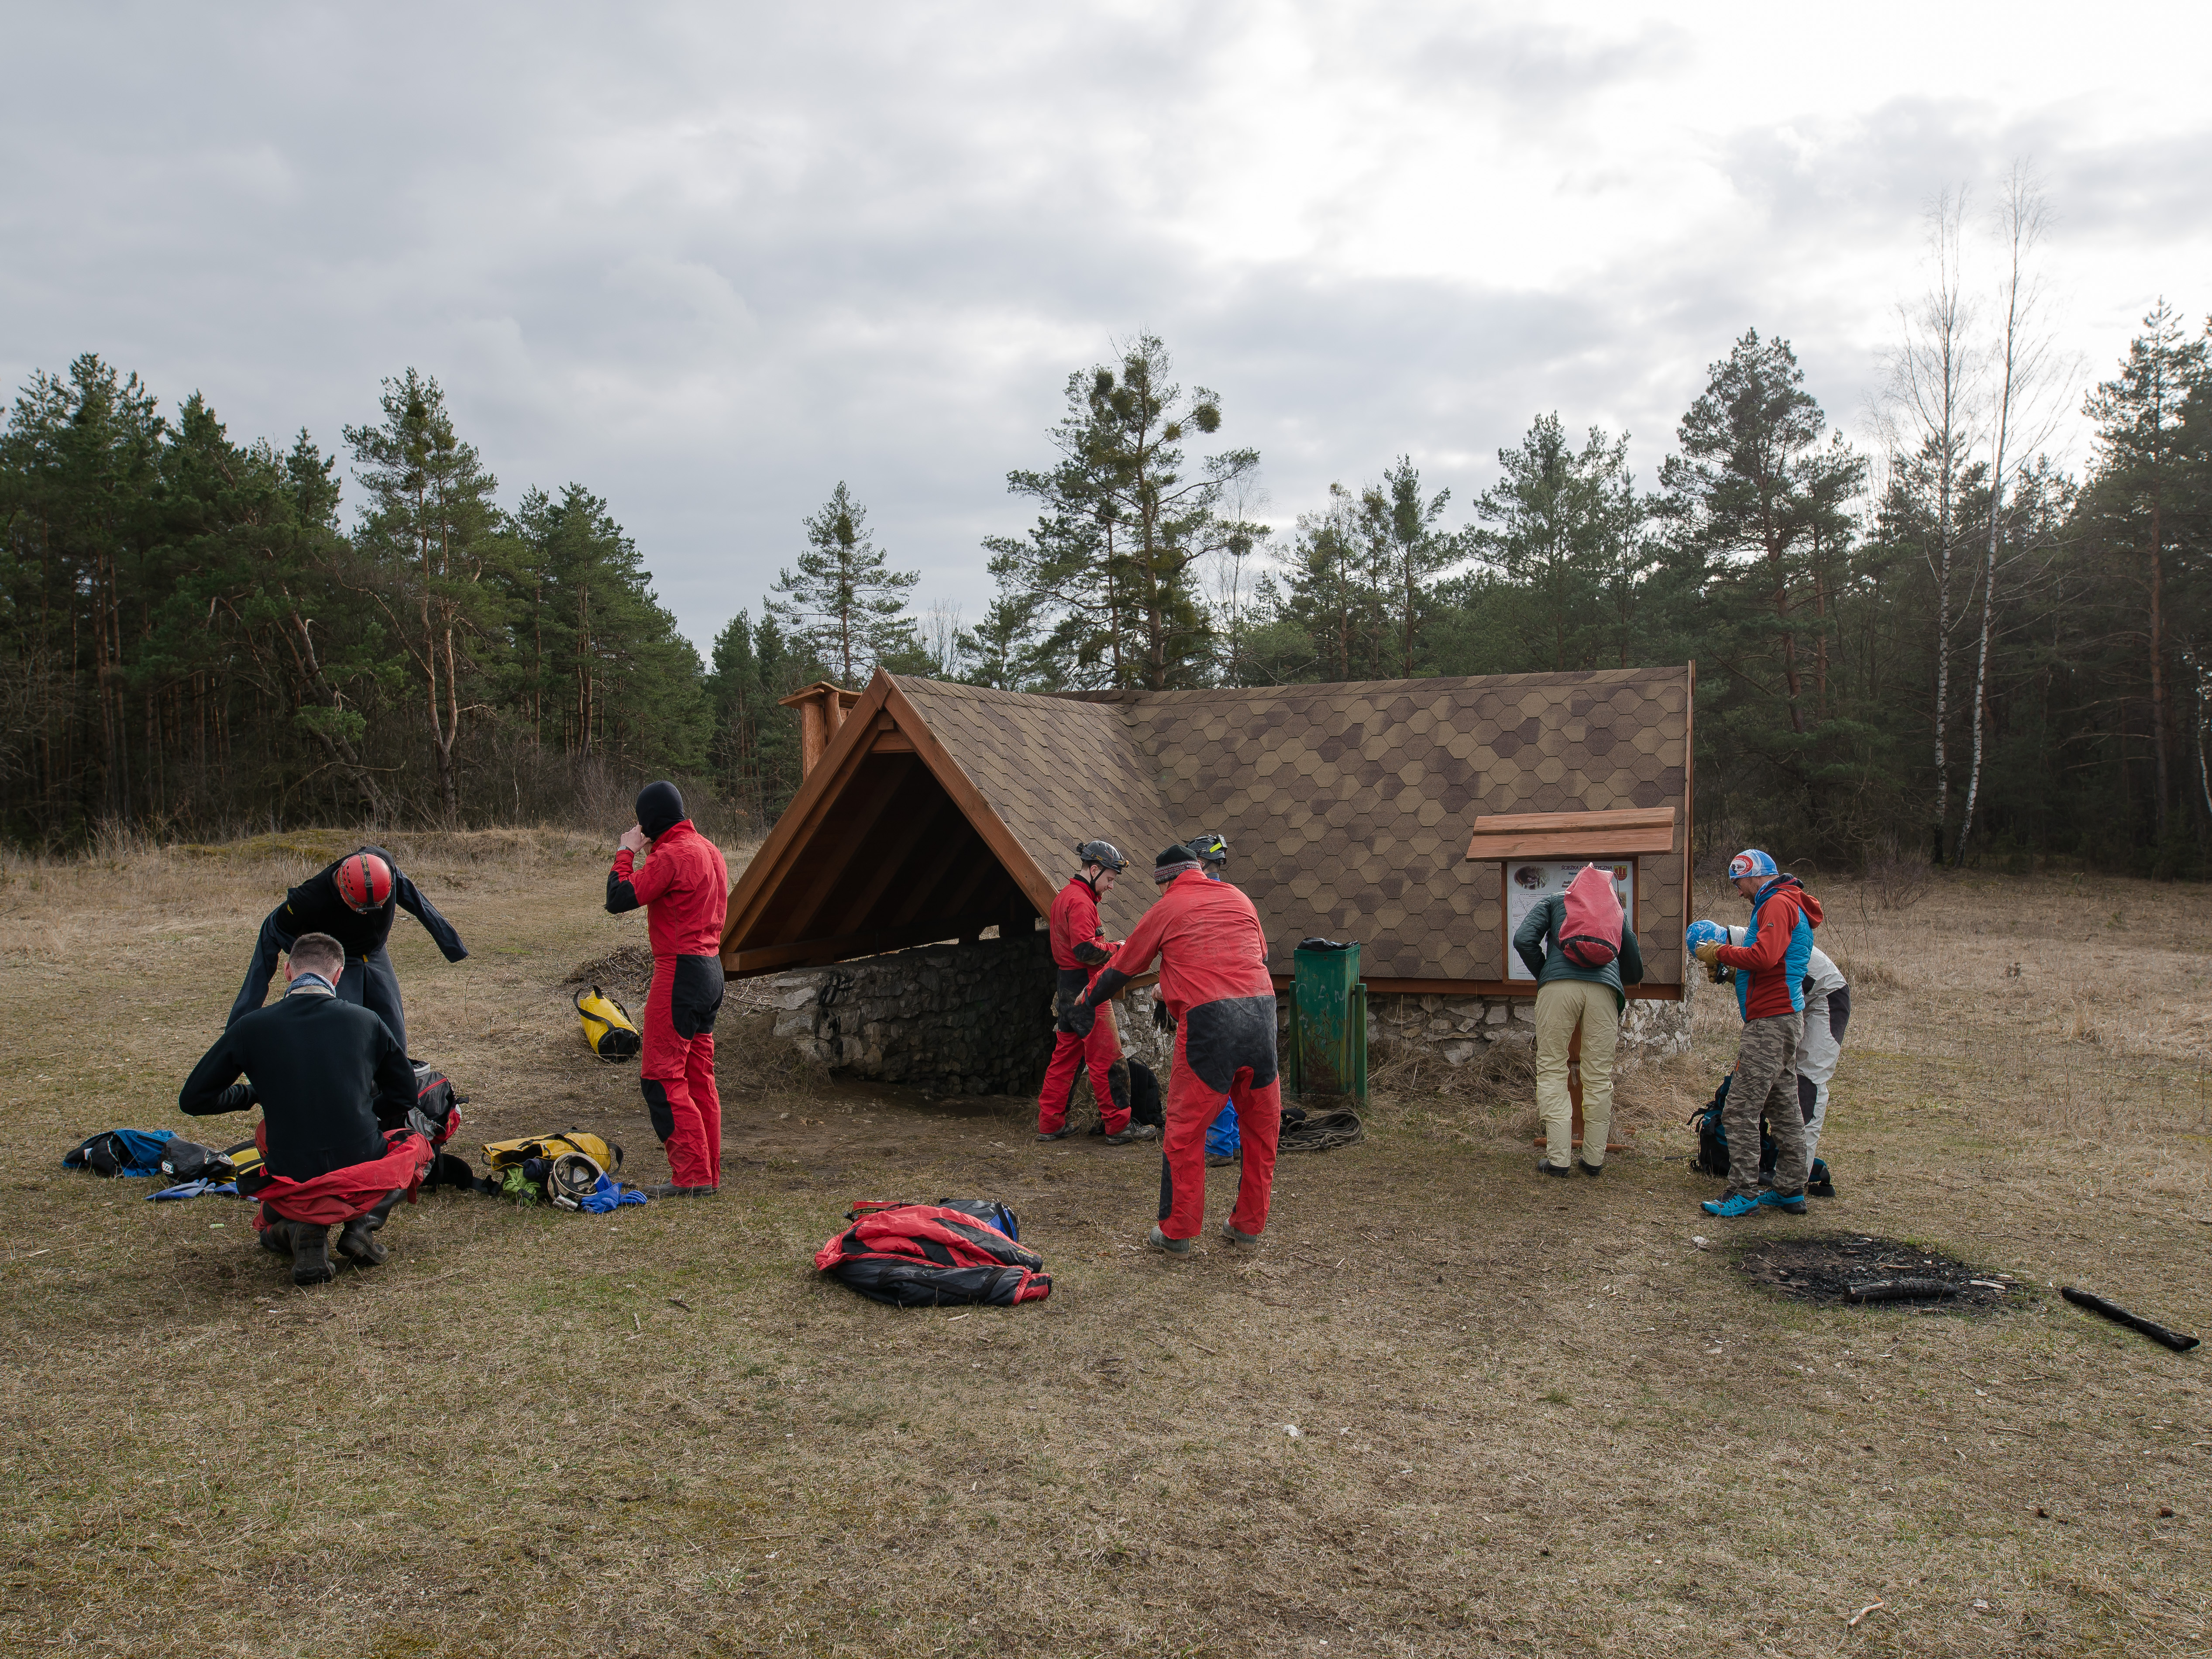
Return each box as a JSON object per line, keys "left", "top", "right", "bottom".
{"left": 480, "top": 1130, "right": 624, "bottom": 1178}
{"left": 574, "top": 985, "right": 642, "bottom": 1061}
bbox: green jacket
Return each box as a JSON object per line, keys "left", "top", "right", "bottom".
{"left": 1512, "top": 894, "right": 1646, "bottom": 1009}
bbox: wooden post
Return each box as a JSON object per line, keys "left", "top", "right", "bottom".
{"left": 796, "top": 699, "right": 826, "bottom": 777}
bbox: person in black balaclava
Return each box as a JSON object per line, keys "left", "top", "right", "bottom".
{"left": 227, "top": 845, "right": 468, "bottom": 1053}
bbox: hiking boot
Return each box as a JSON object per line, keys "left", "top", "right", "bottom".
{"left": 1578, "top": 1160, "right": 1604, "bottom": 1178}
{"left": 1146, "top": 1225, "right": 1193, "bottom": 1256}
{"left": 1701, "top": 1191, "right": 1763, "bottom": 1219}
{"left": 1220, "top": 1221, "right": 1262, "bottom": 1248}
{"left": 290, "top": 1224, "right": 335, "bottom": 1286}
{"left": 1204, "top": 1151, "right": 1240, "bottom": 1167}
{"left": 637, "top": 1183, "right": 718, "bottom": 1199}
{"left": 1103, "top": 1123, "right": 1159, "bottom": 1146}
{"left": 259, "top": 1219, "right": 293, "bottom": 1256}
{"left": 1807, "top": 1158, "right": 1835, "bottom": 1198}
{"left": 336, "top": 1216, "right": 389, "bottom": 1267}
{"left": 1536, "top": 1158, "right": 1571, "bottom": 1178}
{"left": 1757, "top": 1187, "right": 1808, "bottom": 1215}
{"left": 1035, "top": 1127, "right": 1073, "bottom": 1142}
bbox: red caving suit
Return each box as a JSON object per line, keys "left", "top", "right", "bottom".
{"left": 1036, "top": 875, "right": 1127, "bottom": 1136}
{"left": 606, "top": 820, "right": 729, "bottom": 1187}
{"left": 1079, "top": 870, "right": 1280, "bottom": 1240}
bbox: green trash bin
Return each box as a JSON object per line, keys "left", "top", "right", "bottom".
{"left": 1287, "top": 938, "right": 1367, "bottom": 1103}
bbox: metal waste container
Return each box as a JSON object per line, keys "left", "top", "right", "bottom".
{"left": 1287, "top": 938, "right": 1367, "bottom": 1102}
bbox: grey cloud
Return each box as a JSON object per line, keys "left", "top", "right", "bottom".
{"left": 2, "top": 4, "right": 2202, "bottom": 647}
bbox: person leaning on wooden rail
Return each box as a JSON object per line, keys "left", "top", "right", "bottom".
{"left": 1513, "top": 864, "right": 1644, "bottom": 1179}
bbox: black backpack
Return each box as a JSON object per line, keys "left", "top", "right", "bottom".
{"left": 1689, "top": 1074, "right": 1835, "bottom": 1195}
{"left": 1090, "top": 1058, "right": 1165, "bottom": 1133}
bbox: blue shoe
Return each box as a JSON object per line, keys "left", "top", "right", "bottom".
{"left": 1757, "top": 1187, "right": 1808, "bottom": 1215}
{"left": 1702, "top": 1191, "right": 1762, "bottom": 1218}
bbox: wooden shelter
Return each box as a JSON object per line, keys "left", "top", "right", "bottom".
{"left": 722, "top": 665, "right": 1695, "bottom": 1001}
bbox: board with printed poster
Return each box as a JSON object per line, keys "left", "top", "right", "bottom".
{"left": 1503, "top": 860, "right": 1636, "bottom": 982}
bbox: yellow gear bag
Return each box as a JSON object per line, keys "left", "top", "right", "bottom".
{"left": 480, "top": 1130, "right": 624, "bottom": 1177}
{"left": 574, "top": 985, "right": 642, "bottom": 1061}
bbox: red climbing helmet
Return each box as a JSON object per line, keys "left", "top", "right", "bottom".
{"left": 335, "top": 850, "right": 393, "bottom": 913}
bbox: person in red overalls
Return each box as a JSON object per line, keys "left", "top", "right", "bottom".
{"left": 1068, "top": 843, "right": 1282, "bottom": 1253}
{"left": 605, "top": 781, "right": 729, "bottom": 1197}
{"left": 1035, "top": 840, "right": 1155, "bottom": 1147}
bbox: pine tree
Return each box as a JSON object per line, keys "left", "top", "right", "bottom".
{"left": 344, "top": 370, "right": 509, "bottom": 820}
{"left": 767, "top": 482, "right": 919, "bottom": 685}
{"left": 1472, "top": 416, "right": 1642, "bottom": 672}
{"left": 2081, "top": 300, "right": 2208, "bottom": 846}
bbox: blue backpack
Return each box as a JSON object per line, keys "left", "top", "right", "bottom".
{"left": 64, "top": 1129, "right": 175, "bottom": 1178}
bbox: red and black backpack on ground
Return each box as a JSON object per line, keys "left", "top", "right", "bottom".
{"left": 815, "top": 1202, "right": 1051, "bottom": 1307}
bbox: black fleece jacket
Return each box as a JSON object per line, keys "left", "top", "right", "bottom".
{"left": 180, "top": 983, "right": 415, "bottom": 1180}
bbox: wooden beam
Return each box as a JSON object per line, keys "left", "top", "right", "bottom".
{"left": 771, "top": 754, "right": 922, "bottom": 940}
{"left": 871, "top": 729, "right": 916, "bottom": 754}
{"left": 726, "top": 912, "right": 1007, "bottom": 978}
{"left": 881, "top": 678, "right": 1058, "bottom": 916}
{"left": 722, "top": 674, "right": 897, "bottom": 954}
{"left": 1465, "top": 805, "right": 1677, "bottom": 860}
{"left": 1262, "top": 975, "right": 1686, "bottom": 1002}
{"left": 1470, "top": 806, "right": 1675, "bottom": 834}
{"left": 819, "top": 783, "right": 960, "bottom": 938}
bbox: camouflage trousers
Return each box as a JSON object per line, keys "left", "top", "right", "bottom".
{"left": 1727, "top": 1012, "right": 1809, "bottom": 1197}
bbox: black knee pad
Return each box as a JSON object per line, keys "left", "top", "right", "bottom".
{"left": 641, "top": 1079, "right": 676, "bottom": 1143}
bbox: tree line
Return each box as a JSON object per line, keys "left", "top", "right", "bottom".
{"left": 8, "top": 219, "right": 2211, "bottom": 872}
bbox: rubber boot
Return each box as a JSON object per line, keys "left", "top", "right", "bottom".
{"left": 337, "top": 1188, "right": 403, "bottom": 1268}
{"left": 259, "top": 1217, "right": 293, "bottom": 1256}
{"left": 290, "top": 1222, "right": 335, "bottom": 1286}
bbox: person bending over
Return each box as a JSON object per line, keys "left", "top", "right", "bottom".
{"left": 1067, "top": 843, "right": 1282, "bottom": 1254}
{"left": 182, "top": 932, "right": 429, "bottom": 1285}
{"left": 1514, "top": 864, "right": 1644, "bottom": 1179}
{"left": 1036, "top": 840, "right": 1154, "bottom": 1146}
{"left": 228, "top": 845, "right": 467, "bottom": 1053}
{"left": 1689, "top": 850, "right": 1822, "bottom": 1218}
{"left": 606, "top": 781, "right": 729, "bottom": 1197}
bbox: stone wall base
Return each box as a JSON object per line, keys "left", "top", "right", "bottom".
{"left": 756, "top": 948, "right": 1691, "bottom": 1094}
{"left": 761, "top": 934, "right": 1058, "bottom": 1095}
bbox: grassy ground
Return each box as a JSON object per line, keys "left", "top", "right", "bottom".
{"left": 1, "top": 832, "right": 2207, "bottom": 1657}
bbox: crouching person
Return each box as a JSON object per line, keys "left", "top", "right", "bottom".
{"left": 1068, "top": 843, "right": 1282, "bottom": 1254}
{"left": 179, "top": 932, "right": 429, "bottom": 1285}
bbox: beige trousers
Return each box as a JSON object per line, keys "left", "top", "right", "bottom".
{"left": 1534, "top": 979, "right": 1618, "bottom": 1169}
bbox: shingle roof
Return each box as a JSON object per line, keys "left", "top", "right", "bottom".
{"left": 1075, "top": 668, "right": 1690, "bottom": 984}
{"left": 888, "top": 677, "right": 1183, "bottom": 943}
{"left": 725, "top": 664, "right": 1691, "bottom": 988}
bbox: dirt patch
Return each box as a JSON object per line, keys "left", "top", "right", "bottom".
{"left": 563, "top": 943, "right": 657, "bottom": 998}
{"left": 1738, "top": 1233, "right": 2021, "bottom": 1311}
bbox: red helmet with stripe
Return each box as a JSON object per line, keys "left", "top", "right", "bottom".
{"left": 335, "top": 851, "right": 393, "bottom": 913}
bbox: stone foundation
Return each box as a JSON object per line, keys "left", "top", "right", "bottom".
{"left": 1366, "top": 975, "right": 1693, "bottom": 1069}
{"left": 757, "top": 946, "right": 1692, "bottom": 1094}
{"left": 761, "top": 934, "right": 1059, "bottom": 1095}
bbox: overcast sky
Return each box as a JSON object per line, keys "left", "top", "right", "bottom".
{"left": 5, "top": 2, "right": 2209, "bottom": 654}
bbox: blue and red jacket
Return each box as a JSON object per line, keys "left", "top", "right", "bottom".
{"left": 1714, "top": 875, "right": 1822, "bottom": 1020}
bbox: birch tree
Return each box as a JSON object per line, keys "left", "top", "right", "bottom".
{"left": 1954, "top": 168, "right": 2071, "bottom": 864}
{"left": 1879, "top": 189, "right": 1982, "bottom": 864}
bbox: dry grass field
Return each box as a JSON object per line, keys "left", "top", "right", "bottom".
{"left": 2, "top": 831, "right": 2208, "bottom": 1658}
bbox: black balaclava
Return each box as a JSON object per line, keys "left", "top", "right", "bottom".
{"left": 636, "top": 781, "right": 686, "bottom": 839}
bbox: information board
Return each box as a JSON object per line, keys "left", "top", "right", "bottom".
{"left": 1503, "top": 859, "right": 1636, "bottom": 982}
